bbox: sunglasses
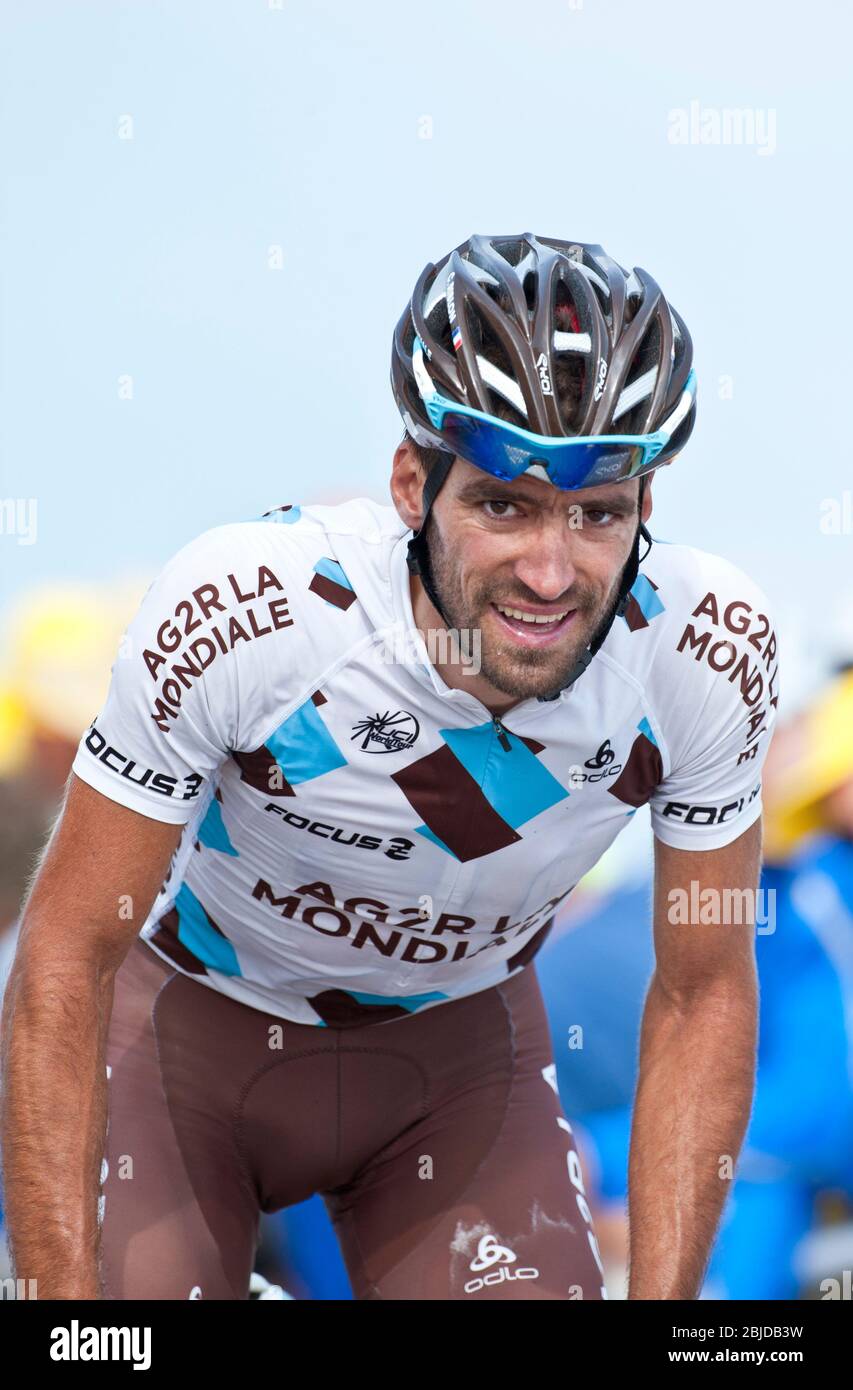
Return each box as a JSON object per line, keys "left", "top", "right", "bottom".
{"left": 412, "top": 335, "right": 696, "bottom": 490}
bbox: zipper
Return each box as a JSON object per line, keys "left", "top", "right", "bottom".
{"left": 493, "top": 715, "right": 512, "bottom": 752}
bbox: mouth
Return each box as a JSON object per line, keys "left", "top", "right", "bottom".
{"left": 490, "top": 601, "right": 578, "bottom": 647}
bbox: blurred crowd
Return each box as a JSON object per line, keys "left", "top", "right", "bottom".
{"left": 0, "top": 580, "right": 851, "bottom": 1299}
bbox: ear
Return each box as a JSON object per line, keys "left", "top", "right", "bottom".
{"left": 390, "top": 438, "right": 426, "bottom": 530}
{"left": 641, "top": 475, "right": 654, "bottom": 525}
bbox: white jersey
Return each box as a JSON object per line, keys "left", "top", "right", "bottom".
{"left": 72, "top": 498, "right": 780, "bottom": 1027}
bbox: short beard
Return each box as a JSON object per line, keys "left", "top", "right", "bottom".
{"left": 424, "top": 516, "right": 629, "bottom": 701}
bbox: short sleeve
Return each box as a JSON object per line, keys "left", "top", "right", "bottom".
{"left": 649, "top": 572, "right": 780, "bottom": 851}
{"left": 71, "top": 522, "right": 298, "bottom": 823}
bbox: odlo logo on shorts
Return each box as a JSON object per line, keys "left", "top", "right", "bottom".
{"left": 463, "top": 1233, "right": 539, "bottom": 1295}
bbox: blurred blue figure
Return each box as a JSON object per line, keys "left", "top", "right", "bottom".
{"left": 536, "top": 831, "right": 853, "bottom": 1299}
{"left": 705, "top": 832, "right": 853, "bottom": 1298}
{"left": 536, "top": 879, "right": 648, "bottom": 1243}
{"left": 264, "top": 1198, "right": 353, "bottom": 1300}
{"left": 249, "top": 676, "right": 853, "bottom": 1299}
{"left": 538, "top": 877, "right": 654, "bottom": 1119}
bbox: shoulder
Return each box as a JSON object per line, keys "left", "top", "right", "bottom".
{"left": 606, "top": 538, "right": 778, "bottom": 696}
{"left": 600, "top": 539, "right": 780, "bottom": 801}
{"left": 144, "top": 497, "right": 404, "bottom": 615}
{"left": 649, "top": 541, "right": 777, "bottom": 707}
{"left": 158, "top": 496, "right": 402, "bottom": 568}
{"left": 627, "top": 538, "right": 774, "bottom": 643}
{"left": 133, "top": 496, "right": 404, "bottom": 727}
{"left": 256, "top": 496, "right": 406, "bottom": 546}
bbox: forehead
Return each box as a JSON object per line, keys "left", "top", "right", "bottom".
{"left": 448, "top": 456, "right": 640, "bottom": 510}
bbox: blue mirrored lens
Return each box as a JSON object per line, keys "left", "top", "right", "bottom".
{"left": 437, "top": 410, "right": 648, "bottom": 489}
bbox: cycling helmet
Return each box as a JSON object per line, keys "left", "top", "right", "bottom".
{"left": 390, "top": 233, "right": 696, "bottom": 699}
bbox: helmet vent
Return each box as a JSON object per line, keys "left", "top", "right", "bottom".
{"left": 474, "top": 315, "right": 526, "bottom": 424}
{"left": 626, "top": 318, "right": 661, "bottom": 393}
{"left": 489, "top": 237, "right": 526, "bottom": 267}
{"left": 554, "top": 282, "right": 581, "bottom": 338}
{"left": 615, "top": 344, "right": 660, "bottom": 432}
{"left": 522, "top": 270, "right": 537, "bottom": 314}
{"left": 552, "top": 284, "right": 586, "bottom": 429}
{"left": 425, "top": 297, "right": 453, "bottom": 354}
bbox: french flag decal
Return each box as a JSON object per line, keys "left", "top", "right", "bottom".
{"left": 451, "top": 325, "right": 463, "bottom": 351}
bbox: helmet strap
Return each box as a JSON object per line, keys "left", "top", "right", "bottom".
{"left": 406, "top": 450, "right": 456, "bottom": 627}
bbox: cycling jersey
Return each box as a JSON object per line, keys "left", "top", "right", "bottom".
{"left": 71, "top": 497, "right": 780, "bottom": 1027}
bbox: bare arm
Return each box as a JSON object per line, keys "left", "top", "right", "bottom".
{"left": 0, "top": 774, "right": 182, "bottom": 1299}
{"left": 626, "top": 818, "right": 762, "bottom": 1299}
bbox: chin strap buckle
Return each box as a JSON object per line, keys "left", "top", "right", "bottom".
{"left": 406, "top": 538, "right": 421, "bottom": 576}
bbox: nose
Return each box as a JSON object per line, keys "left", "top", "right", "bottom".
{"left": 511, "top": 522, "right": 578, "bottom": 602}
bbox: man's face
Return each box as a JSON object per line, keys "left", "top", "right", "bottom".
{"left": 422, "top": 457, "right": 644, "bottom": 701}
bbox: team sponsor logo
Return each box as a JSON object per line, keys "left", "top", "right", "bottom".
{"left": 446, "top": 271, "right": 464, "bottom": 351}
{"left": 446, "top": 270, "right": 457, "bottom": 322}
{"left": 263, "top": 805, "right": 414, "bottom": 860}
{"left": 351, "top": 710, "right": 419, "bottom": 753}
{"left": 676, "top": 593, "right": 779, "bottom": 771}
{"left": 141, "top": 564, "right": 294, "bottom": 733}
{"left": 593, "top": 357, "right": 608, "bottom": 400}
{"left": 535, "top": 351, "right": 553, "bottom": 395}
{"left": 594, "top": 454, "right": 631, "bottom": 479}
{"left": 463, "top": 1234, "right": 539, "bottom": 1295}
{"left": 676, "top": 594, "right": 779, "bottom": 713}
{"left": 470, "top": 1233, "right": 516, "bottom": 1271}
{"left": 584, "top": 739, "right": 615, "bottom": 769}
{"left": 83, "top": 725, "right": 203, "bottom": 800}
{"left": 571, "top": 738, "right": 622, "bottom": 784}
{"left": 251, "top": 878, "right": 572, "bottom": 965}
{"left": 543, "top": 1068, "right": 607, "bottom": 1298}
{"left": 660, "top": 784, "right": 760, "bottom": 826}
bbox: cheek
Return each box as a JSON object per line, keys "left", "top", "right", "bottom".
{"left": 451, "top": 537, "right": 509, "bottom": 596}
{"left": 577, "top": 528, "right": 635, "bottom": 580}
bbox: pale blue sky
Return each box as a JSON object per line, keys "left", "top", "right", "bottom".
{"left": 1, "top": 0, "right": 851, "bottom": 704}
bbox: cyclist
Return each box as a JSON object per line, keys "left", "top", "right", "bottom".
{"left": 1, "top": 234, "right": 779, "bottom": 1300}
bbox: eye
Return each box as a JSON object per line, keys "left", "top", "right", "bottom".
{"left": 583, "top": 509, "right": 616, "bottom": 527}
{"left": 482, "top": 499, "right": 519, "bottom": 518}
